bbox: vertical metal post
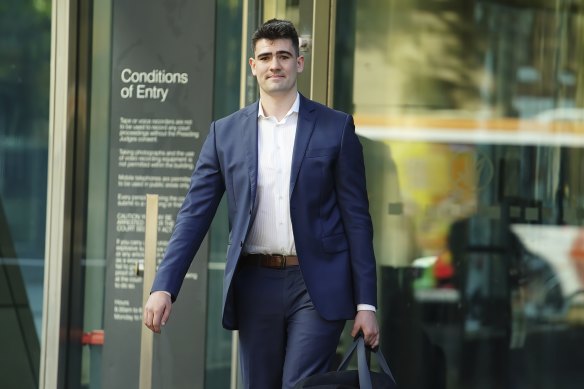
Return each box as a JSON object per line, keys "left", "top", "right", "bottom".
{"left": 309, "top": 0, "right": 333, "bottom": 105}
{"left": 139, "top": 194, "right": 158, "bottom": 389}
{"left": 41, "top": 0, "right": 78, "bottom": 387}
{"left": 234, "top": 2, "right": 251, "bottom": 387}
{"left": 230, "top": 331, "right": 240, "bottom": 389}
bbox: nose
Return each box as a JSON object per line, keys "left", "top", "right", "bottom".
{"left": 269, "top": 56, "right": 281, "bottom": 70}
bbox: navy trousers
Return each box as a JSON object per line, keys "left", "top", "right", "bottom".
{"left": 234, "top": 264, "right": 346, "bottom": 389}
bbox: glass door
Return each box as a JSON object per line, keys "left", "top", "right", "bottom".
{"left": 260, "top": 0, "right": 336, "bottom": 105}
{"left": 330, "top": 1, "right": 584, "bottom": 388}
{"left": 72, "top": 1, "right": 220, "bottom": 388}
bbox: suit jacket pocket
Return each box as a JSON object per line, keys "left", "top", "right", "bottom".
{"left": 306, "top": 146, "right": 338, "bottom": 158}
{"left": 322, "top": 233, "right": 349, "bottom": 253}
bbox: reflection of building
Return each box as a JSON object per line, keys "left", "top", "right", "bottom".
{"left": 512, "top": 224, "right": 584, "bottom": 306}
{"left": 361, "top": 137, "right": 417, "bottom": 268}
{"left": 2, "top": 0, "right": 584, "bottom": 388}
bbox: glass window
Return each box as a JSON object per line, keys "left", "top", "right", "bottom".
{"left": 0, "top": 0, "right": 51, "bottom": 387}
{"left": 205, "top": 1, "right": 244, "bottom": 388}
{"left": 334, "top": 1, "right": 584, "bottom": 388}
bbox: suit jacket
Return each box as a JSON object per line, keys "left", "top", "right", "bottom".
{"left": 152, "top": 94, "right": 377, "bottom": 330}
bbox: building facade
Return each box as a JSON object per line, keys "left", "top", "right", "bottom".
{"left": 1, "top": 0, "right": 584, "bottom": 388}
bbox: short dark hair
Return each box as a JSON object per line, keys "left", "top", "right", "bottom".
{"left": 251, "top": 19, "right": 300, "bottom": 57}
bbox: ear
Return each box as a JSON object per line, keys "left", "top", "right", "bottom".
{"left": 249, "top": 57, "right": 257, "bottom": 76}
{"left": 296, "top": 55, "right": 305, "bottom": 73}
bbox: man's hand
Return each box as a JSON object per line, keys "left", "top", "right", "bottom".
{"left": 351, "top": 310, "right": 379, "bottom": 348}
{"left": 143, "top": 291, "right": 172, "bottom": 333}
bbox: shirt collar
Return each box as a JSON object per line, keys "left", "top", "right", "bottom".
{"left": 258, "top": 92, "right": 300, "bottom": 119}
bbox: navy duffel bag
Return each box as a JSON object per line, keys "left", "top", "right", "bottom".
{"left": 294, "top": 334, "right": 397, "bottom": 389}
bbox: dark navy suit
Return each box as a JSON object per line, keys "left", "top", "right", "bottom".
{"left": 152, "top": 94, "right": 377, "bottom": 387}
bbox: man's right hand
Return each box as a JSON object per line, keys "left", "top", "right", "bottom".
{"left": 143, "top": 291, "right": 172, "bottom": 333}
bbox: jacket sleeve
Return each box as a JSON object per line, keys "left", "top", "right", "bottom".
{"left": 151, "top": 122, "right": 225, "bottom": 301}
{"left": 333, "top": 114, "right": 377, "bottom": 308}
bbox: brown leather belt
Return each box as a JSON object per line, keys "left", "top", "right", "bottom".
{"left": 241, "top": 253, "right": 299, "bottom": 269}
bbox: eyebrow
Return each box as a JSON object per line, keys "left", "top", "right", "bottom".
{"left": 256, "top": 50, "right": 294, "bottom": 58}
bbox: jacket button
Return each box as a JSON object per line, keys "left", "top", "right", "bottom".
{"left": 240, "top": 241, "right": 244, "bottom": 247}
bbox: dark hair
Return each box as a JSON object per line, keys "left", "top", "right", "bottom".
{"left": 251, "top": 19, "right": 300, "bottom": 57}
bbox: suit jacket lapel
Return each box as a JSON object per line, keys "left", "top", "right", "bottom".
{"left": 242, "top": 102, "right": 259, "bottom": 213}
{"left": 290, "top": 95, "right": 316, "bottom": 197}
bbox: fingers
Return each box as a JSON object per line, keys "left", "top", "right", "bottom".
{"left": 161, "top": 304, "right": 171, "bottom": 326}
{"left": 143, "top": 291, "right": 172, "bottom": 334}
{"left": 151, "top": 306, "right": 162, "bottom": 333}
{"left": 353, "top": 310, "right": 380, "bottom": 348}
{"left": 143, "top": 301, "right": 159, "bottom": 333}
{"left": 366, "top": 331, "right": 380, "bottom": 349}
{"left": 361, "top": 325, "right": 379, "bottom": 348}
{"left": 144, "top": 307, "right": 155, "bottom": 332}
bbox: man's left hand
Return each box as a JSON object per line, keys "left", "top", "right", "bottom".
{"left": 351, "top": 310, "right": 379, "bottom": 348}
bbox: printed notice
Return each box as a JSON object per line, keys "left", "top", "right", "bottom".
{"left": 109, "top": 112, "right": 197, "bottom": 297}
{"left": 101, "top": 1, "right": 214, "bottom": 387}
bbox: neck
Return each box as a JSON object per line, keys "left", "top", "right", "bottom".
{"left": 259, "top": 90, "right": 298, "bottom": 121}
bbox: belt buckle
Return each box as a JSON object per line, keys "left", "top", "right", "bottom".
{"left": 272, "top": 254, "right": 286, "bottom": 269}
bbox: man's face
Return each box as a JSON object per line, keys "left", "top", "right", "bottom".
{"left": 249, "top": 38, "right": 304, "bottom": 97}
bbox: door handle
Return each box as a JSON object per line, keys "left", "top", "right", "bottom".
{"left": 139, "top": 194, "right": 159, "bottom": 389}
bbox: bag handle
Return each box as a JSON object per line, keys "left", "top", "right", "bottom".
{"left": 337, "top": 333, "right": 397, "bottom": 388}
{"left": 372, "top": 343, "right": 396, "bottom": 384}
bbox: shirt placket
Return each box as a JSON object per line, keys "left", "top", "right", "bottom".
{"left": 274, "top": 120, "right": 287, "bottom": 254}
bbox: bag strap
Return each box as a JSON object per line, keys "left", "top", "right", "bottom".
{"left": 337, "top": 336, "right": 360, "bottom": 371}
{"left": 356, "top": 336, "right": 373, "bottom": 389}
{"left": 371, "top": 345, "right": 397, "bottom": 384}
{"left": 337, "top": 334, "right": 397, "bottom": 388}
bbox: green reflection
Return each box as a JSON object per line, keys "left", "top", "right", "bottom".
{"left": 0, "top": 0, "right": 51, "bottom": 388}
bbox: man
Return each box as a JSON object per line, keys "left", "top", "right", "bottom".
{"left": 144, "top": 19, "right": 379, "bottom": 389}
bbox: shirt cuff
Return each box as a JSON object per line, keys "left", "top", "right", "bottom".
{"left": 357, "top": 304, "right": 376, "bottom": 312}
{"left": 154, "top": 291, "right": 172, "bottom": 298}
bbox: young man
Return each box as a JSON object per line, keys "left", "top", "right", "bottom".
{"left": 144, "top": 19, "right": 379, "bottom": 389}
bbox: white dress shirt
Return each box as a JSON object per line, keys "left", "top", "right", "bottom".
{"left": 244, "top": 94, "right": 299, "bottom": 255}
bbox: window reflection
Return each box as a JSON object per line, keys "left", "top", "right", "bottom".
{"left": 338, "top": 0, "right": 584, "bottom": 388}
{"left": 362, "top": 141, "right": 584, "bottom": 388}
{"left": 353, "top": 0, "right": 582, "bottom": 119}
{"left": 0, "top": 0, "right": 51, "bottom": 387}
